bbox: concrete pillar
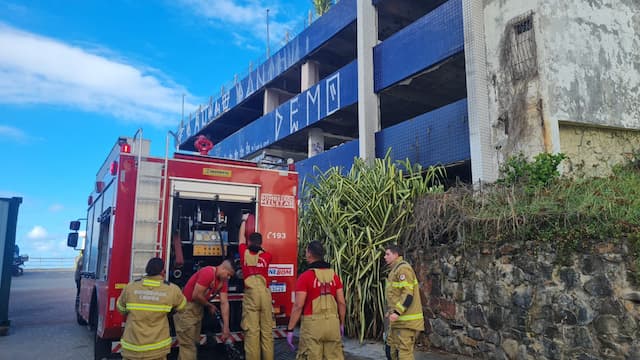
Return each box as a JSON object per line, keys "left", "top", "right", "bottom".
{"left": 301, "top": 61, "right": 320, "bottom": 91}
{"left": 263, "top": 88, "right": 279, "bottom": 114}
{"left": 462, "top": 0, "right": 498, "bottom": 184}
{"left": 308, "top": 128, "right": 324, "bottom": 157}
{"left": 357, "top": 0, "right": 380, "bottom": 164}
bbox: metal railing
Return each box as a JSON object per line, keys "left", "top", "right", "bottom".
{"left": 22, "top": 257, "right": 76, "bottom": 269}
{"left": 186, "top": 2, "right": 344, "bottom": 120}
{"left": 211, "top": 7, "right": 320, "bottom": 100}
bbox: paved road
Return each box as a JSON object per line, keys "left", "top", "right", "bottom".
{"left": 0, "top": 270, "right": 467, "bottom": 360}
{"left": 0, "top": 270, "right": 93, "bottom": 359}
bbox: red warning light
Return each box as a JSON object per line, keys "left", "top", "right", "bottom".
{"left": 121, "top": 143, "right": 131, "bottom": 153}
{"left": 110, "top": 161, "right": 118, "bottom": 176}
{"left": 194, "top": 135, "right": 214, "bottom": 155}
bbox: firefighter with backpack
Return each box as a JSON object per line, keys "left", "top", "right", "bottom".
{"left": 286, "top": 241, "right": 346, "bottom": 360}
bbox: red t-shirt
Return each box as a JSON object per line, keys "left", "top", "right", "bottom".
{"left": 239, "top": 244, "right": 272, "bottom": 286}
{"left": 294, "top": 267, "right": 343, "bottom": 316}
{"left": 182, "top": 266, "right": 228, "bottom": 302}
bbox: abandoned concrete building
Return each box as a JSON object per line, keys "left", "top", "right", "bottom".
{"left": 176, "top": 0, "right": 640, "bottom": 182}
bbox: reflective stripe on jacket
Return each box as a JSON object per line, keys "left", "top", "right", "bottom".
{"left": 116, "top": 275, "right": 187, "bottom": 358}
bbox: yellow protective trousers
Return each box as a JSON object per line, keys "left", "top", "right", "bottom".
{"left": 387, "top": 327, "right": 418, "bottom": 360}
{"left": 241, "top": 277, "right": 274, "bottom": 360}
{"left": 173, "top": 302, "right": 203, "bottom": 360}
{"left": 296, "top": 314, "right": 344, "bottom": 360}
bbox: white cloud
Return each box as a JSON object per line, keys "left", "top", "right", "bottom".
{"left": 0, "top": 125, "right": 32, "bottom": 143}
{"left": 27, "top": 225, "right": 48, "bottom": 240}
{"left": 48, "top": 203, "right": 64, "bottom": 212}
{"left": 184, "top": 0, "right": 269, "bottom": 25}
{"left": 179, "top": 0, "right": 300, "bottom": 50}
{"left": 231, "top": 32, "right": 260, "bottom": 52}
{"left": 0, "top": 24, "right": 198, "bottom": 126}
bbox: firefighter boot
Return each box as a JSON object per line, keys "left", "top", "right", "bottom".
{"left": 387, "top": 328, "right": 418, "bottom": 360}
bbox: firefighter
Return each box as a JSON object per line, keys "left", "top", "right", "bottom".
{"left": 116, "top": 257, "right": 187, "bottom": 360}
{"left": 239, "top": 214, "right": 274, "bottom": 360}
{"left": 384, "top": 244, "right": 425, "bottom": 360}
{"left": 74, "top": 250, "right": 84, "bottom": 297}
{"left": 286, "top": 241, "right": 346, "bottom": 360}
{"left": 174, "top": 260, "right": 235, "bottom": 360}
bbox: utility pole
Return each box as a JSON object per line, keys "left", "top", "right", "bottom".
{"left": 266, "top": 9, "right": 271, "bottom": 58}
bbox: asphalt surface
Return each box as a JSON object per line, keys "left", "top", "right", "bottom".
{"left": 0, "top": 270, "right": 93, "bottom": 359}
{"left": 0, "top": 270, "right": 468, "bottom": 360}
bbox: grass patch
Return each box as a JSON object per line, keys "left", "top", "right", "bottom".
{"left": 412, "top": 165, "right": 640, "bottom": 267}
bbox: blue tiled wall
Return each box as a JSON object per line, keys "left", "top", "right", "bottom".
{"left": 373, "top": 0, "right": 464, "bottom": 92}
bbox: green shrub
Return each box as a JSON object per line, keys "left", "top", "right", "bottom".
{"left": 498, "top": 152, "right": 567, "bottom": 188}
{"left": 299, "top": 151, "right": 444, "bottom": 340}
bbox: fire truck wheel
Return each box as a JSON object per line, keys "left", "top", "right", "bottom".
{"left": 89, "top": 295, "right": 98, "bottom": 331}
{"left": 89, "top": 295, "right": 111, "bottom": 359}
{"left": 11, "top": 266, "right": 22, "bottom": 276}
{"left": 76, "top": 296, "right": 88, "bottom": 325}
{"left": 93, "top": 330, "right": 111, "bottom": 360}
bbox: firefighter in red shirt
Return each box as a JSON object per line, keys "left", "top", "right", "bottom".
{"left": 286, "top": 241, "right": 346, "bottom": 360}
{"left": 239, "top": 213, "right": 274, "bottom": 360}
{"left": 173, "top": 260, "right": 235, "bottom": 360}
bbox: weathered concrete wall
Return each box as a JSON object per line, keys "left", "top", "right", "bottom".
{"left": 409, "top": 241, "right": 640, "bottom": 359}
{"left": 484, "top": 0, "right": 552, "bottom": 164}
{"left": 483, "top": 0, "right": 640, "bottom": 167}
{"left": 539, "top": 0, "right": 640, "bottom": 130}
{"left": 559, "top": 123, "right": 640, "bottom": 177}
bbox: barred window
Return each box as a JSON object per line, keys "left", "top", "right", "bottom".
{"left": 507, "top": 12, "right": 537, "bottom": 81}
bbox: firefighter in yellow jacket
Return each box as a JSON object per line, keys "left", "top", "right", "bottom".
{"left": 117, "top": 257, "right": 187, "bottom": 360}
{"left": 384, "top": 244, "right": 424, "bottom": 360}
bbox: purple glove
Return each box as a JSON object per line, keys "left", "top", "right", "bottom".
{"left": 340, "top": 324, "right": 344, "bottom": 337}
{"left": 286, "top": 331, "right": 295, "bottom": 351}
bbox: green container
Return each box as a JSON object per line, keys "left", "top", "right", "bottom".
{"left": 0, "top": 197, "right": 22, "bottom": 336}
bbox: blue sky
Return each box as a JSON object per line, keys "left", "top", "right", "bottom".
{"left": 0, "top": 0, "right": 311, "bottom": 265}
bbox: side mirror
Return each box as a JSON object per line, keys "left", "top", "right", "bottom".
{"left": 67, "top": 232, "right": 79, "bottom": 248}
{"left": 69, "top": 221, "right": 81, "bottom": 231}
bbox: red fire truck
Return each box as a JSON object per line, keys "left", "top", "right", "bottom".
{"left": 68, "top": 131, "right": 299, "bottom": 359}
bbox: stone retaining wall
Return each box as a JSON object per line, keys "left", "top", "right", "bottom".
{"left": 409, "top": 241, "right": 640, "bottom": 359}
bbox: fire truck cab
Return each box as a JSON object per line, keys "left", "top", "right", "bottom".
{"left": 68, "top": 133, "right": 298, "bottom": 359}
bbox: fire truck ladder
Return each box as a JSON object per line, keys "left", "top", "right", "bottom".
{"left": 129, "top": 131, "right": 165, "bottom": 280}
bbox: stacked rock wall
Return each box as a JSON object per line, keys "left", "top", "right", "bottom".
{"left": 409, "top": 241, "right": 640, "bottom": 359}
